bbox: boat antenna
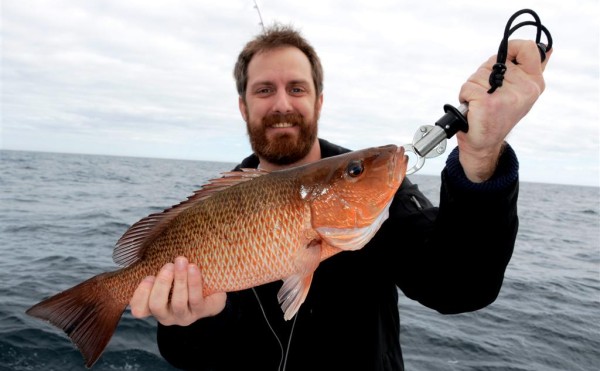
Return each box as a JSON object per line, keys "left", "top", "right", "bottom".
{"left": 252, "top": 0, "right": 266, "bottom": 31}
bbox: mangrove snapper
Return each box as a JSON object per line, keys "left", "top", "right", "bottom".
{"left": 26, "top": 144, "right": 408, "bottom": 367}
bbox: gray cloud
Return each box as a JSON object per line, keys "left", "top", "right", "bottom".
{"left": 2, "top": 0, "right": 598, "bottom": 186}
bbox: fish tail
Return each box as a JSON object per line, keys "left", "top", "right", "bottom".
{"left": 26, "top": 271, "right": 127, "bottom": 368}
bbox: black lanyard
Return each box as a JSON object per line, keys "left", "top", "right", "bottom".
{"left": 488, "top": 8, "right": 553, "bottom": 93}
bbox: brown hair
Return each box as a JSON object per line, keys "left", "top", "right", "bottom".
{"left": 233, "top": 23, "right": 324, "bottom": 99}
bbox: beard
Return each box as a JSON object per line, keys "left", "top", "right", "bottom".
{"left": 246, "top": 107, "right": 319, "bottom": 166}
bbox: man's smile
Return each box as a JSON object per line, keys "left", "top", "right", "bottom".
{"left": 270, "top": 122, "right": 295, "bottom": 128}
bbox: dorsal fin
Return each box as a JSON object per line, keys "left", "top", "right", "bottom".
{"left": 112, "top": 168, "right": 269, "bottom": 267}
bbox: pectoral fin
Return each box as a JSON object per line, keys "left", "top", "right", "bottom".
{"left": 277, "top": 239, "right": 322, "bottom": 320}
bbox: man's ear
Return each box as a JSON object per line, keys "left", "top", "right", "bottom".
{"left": 315, "top": 93, "right": 324, "bottom": 119}
{"left": 317, "top": 93, "right": 323, "bottom": 111}
{"left": 239, "top": 96, "right": 248, "bottom": 122}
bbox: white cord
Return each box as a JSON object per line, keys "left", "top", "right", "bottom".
{"left": 252, "top": 287, "right": 299, "bottom": 371}
{"left": 282, "top": 312, "right": 299, "bottom": 371}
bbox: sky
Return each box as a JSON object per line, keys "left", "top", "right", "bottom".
{"left": 2, "top": 0, "right": 599, "bottom": 187}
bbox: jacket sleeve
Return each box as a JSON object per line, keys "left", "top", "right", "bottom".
{"left": 376, "top": 143, "right": 519, "bottom": 314}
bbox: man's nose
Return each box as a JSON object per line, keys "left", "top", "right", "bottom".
{"left": 271, "top": 90, "right": 293, "bottom": 114}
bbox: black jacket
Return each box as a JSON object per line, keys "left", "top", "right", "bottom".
{"left": 156, "top": 138, "right": 519, "bottom": 371}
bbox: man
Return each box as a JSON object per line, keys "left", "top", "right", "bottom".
{"left": 129, "top": 24, "right": 551, "bottom": 370}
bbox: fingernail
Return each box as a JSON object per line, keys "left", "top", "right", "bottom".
{"left": 188, "top": 264, "right": 199, "bottom": 274}
{"left": 175, "top": 257, "right": 187, "bottom": 270}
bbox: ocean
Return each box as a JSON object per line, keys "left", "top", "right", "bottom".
{"left": 1, "top": 149, "right": 598, "bottom": 371}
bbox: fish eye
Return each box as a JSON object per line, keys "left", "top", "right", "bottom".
{"left": 346, "top": 160, "right": 364, "bottom": 178}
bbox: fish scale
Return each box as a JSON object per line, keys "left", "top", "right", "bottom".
{"left": 26, "top": 144, "right": 407, "bottom": 368}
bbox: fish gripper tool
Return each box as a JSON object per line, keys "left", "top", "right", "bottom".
{"left": 404, "top": 8, "right": 552, "bottom": 175}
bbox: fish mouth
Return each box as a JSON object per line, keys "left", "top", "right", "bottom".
{"left": 390, "top": 146, "right": 407, "bottom": 186}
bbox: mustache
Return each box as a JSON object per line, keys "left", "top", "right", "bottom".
{"left": 262, "top": 113, "right": 304, "bottom": 127}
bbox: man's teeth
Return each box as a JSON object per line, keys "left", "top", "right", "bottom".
{"left": 272, "top": 122, "right": 293, "bottom": 128}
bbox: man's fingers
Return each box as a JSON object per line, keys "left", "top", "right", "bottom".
{"left": 170, "top": 257, "right": 191, "bottom": 316}
{"left": 506, "top": 39, "right": 550, "bottom": 75}
{"left": 540, "top": 48, "right": 553, "bottom": 72}
{"left": 461, "top": 39, "right": 550, "bottom": 104}
{"left": 187, "top": 263, "right": 204, "bottom": 309}
{"left": 203, "top": 292, "right": 227, "bottom": 317}
{"left": 187, "top": 263, "right": 227, "bottom": 319}
{"left": 129, "top": 276, "right": 156, "bottom": 318}
{"left": 148, "top": 262, "right": 175, "bottom": 319}
{"left": 129, "top": 257, "right": 225, "bottom": 325}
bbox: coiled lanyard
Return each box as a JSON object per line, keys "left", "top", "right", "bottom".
{"left": 404, "top": 8, "right": 553, "bottom": 175}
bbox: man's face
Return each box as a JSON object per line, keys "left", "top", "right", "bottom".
{"left": 239, "top": 46, "right": 323, "bottom": 165}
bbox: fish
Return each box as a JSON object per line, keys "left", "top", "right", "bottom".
{"left": 26, "top": 144, "right": 408, "bottom": 368}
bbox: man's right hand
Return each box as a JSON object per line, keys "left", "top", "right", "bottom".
{"left": 129, "top": 256, "right": 227, "bottom": 326}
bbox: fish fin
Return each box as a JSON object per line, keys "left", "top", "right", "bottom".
{"left": 316, "top": 200, "right": 391, "bottom": 251}
{"left": 25, "top": 272, "right": 126, "bottom": 368}
{"left": 320, "top": 243, "right": 343, "bottom": 262}
{"left": 277, "top": 239, "right": 322, "bottom": 320}
{"left": 113, "top": 168, "right": 269, "bottom": 267}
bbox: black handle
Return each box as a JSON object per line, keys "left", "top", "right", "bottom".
{"left": 436, "top": 104, "right": 469, "bottom": 138}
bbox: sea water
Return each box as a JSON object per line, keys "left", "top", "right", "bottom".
{"left": 1, "top": 150, "right": 598, "bottom": 371}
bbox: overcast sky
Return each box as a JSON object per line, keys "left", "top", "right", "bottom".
{"left": 2, "top": 0, "right": 598, "bottom": 186}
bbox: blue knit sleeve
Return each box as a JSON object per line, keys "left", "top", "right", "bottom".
{"left": 443, "top": 143, "right": 519, "bottom": 192}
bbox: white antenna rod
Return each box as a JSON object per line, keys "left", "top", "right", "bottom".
{"left": 252, "top": 0, "right": 265, "bottom": 31}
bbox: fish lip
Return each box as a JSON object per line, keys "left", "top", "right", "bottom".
{"left": 391, "top": 145, "right": 406, "bottom": 186}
